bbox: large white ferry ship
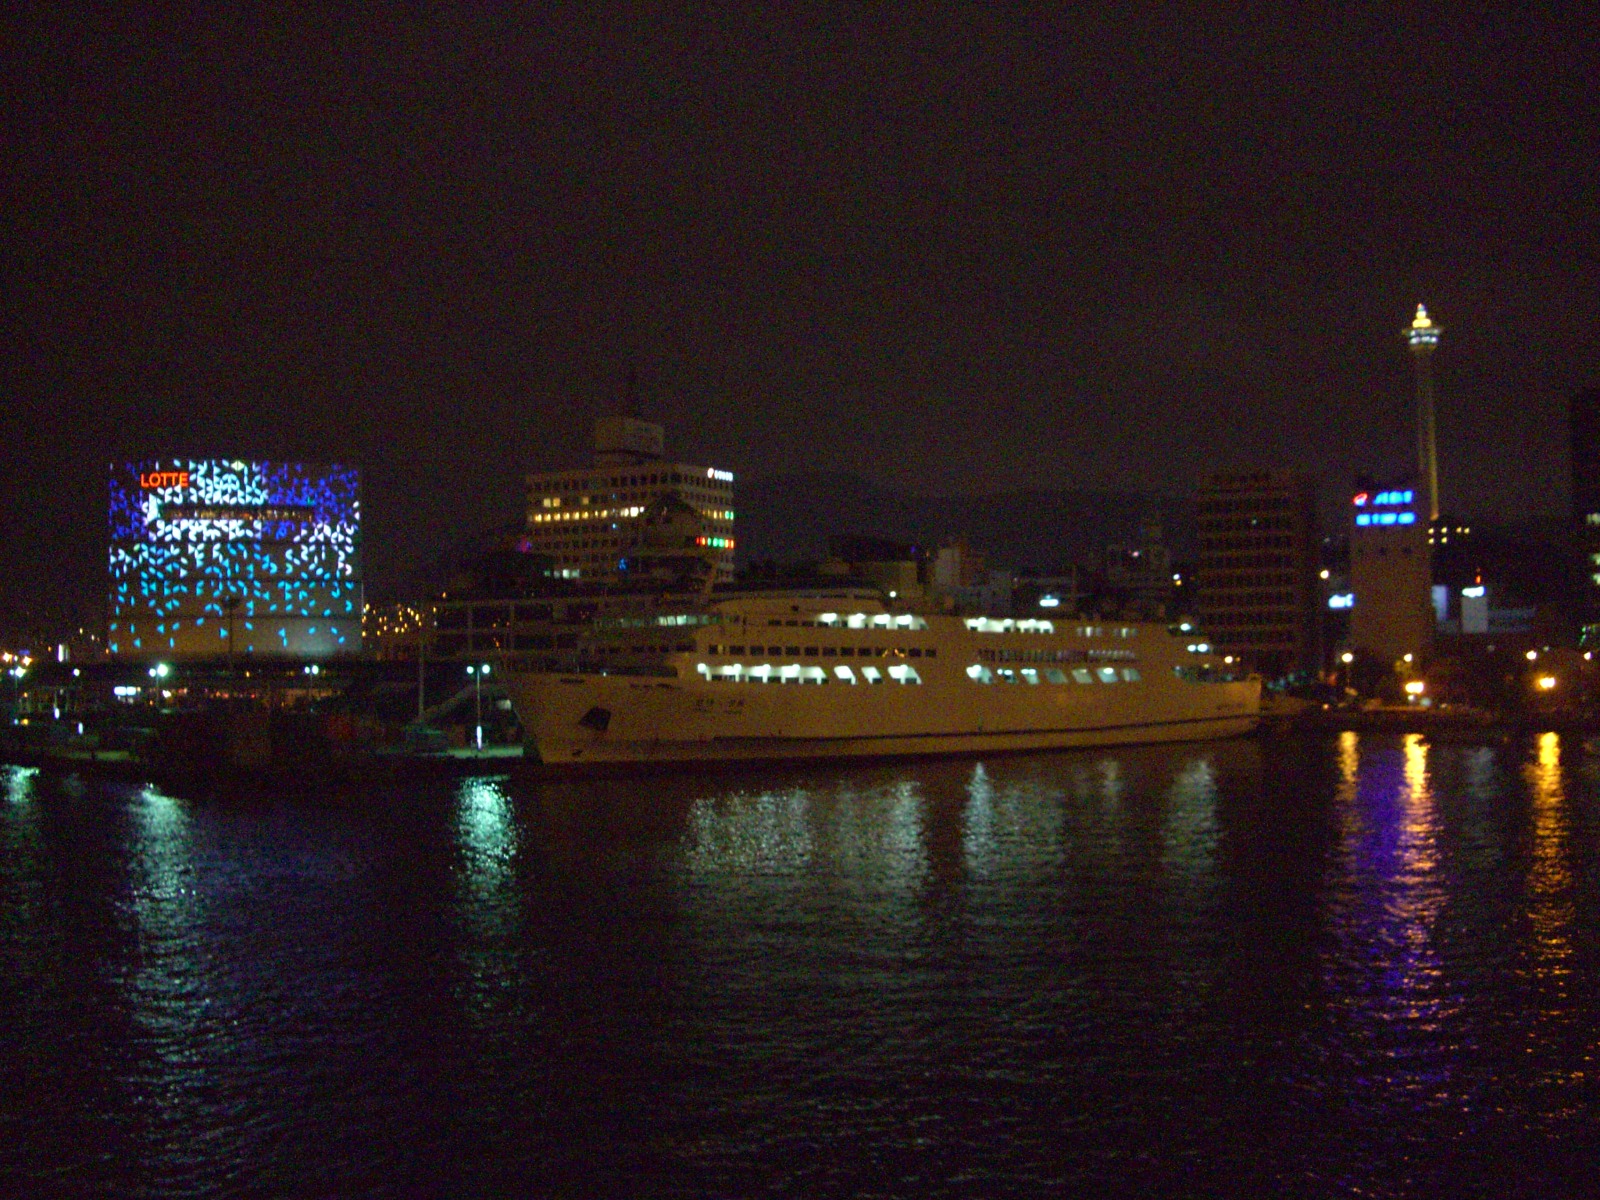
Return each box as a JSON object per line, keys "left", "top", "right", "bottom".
{"left": 503, "top": 589, "right": 1259, "bottom": 766}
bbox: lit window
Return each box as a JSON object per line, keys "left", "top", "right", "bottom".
{"left": 1045, "top": 668, "right": 1068, "bottom": 684}
{"left": 1072, "top": 668, "right": 1094, "bottom": 684}
{"left": 1356, "top": 514, "right": 1371, "bottom": 527}
{"left": 1098, "top": 667, "right": 1119, "bottom": 683}
{"left": 1020, "top": 668, "right": 1040, "bottom": 684}
{"left": 965, "top": 663, "right": 993, "bottom": 684}
{"left": 834, "top": 665, "right": 857, "bottom": 683}
{"left": 861, "top": 666, "right": 883, "bottom": 684}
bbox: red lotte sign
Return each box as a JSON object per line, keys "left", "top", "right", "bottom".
{"left": 139, "top": 470, "right": 190, "bottom": 489}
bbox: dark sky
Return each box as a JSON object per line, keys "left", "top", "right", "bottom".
{"left": 4, "top": 6, "right": 1596, "bottom": 634}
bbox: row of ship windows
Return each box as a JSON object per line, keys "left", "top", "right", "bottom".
{"left": 705, "top": 643, "right": 937, "bottom": 659}
{"left": 976, "top": 647, "right": 1137, "bottom": 663}
{"left": 968, "top": 665, "right": 1140, "bottom": 685}
{"left": 697, "top": 663, "right": 921, "bottom": 684}
{"left": 690, "top": 662, "right": 1145, "bottom": 686}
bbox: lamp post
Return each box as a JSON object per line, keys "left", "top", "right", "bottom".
{"left": 466, "top": 662, "right": 491, "bottom": 751}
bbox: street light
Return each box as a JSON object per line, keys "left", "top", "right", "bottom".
{"left": 466, "top": 663, "right": 491, "bottom": 751}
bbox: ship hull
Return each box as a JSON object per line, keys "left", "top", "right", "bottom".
{"left": 507, "top": 672, "right": 1260, "bottom": 766}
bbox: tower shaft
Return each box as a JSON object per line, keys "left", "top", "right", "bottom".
{"left": 1412, "top": 346, "right": 1440, "bottom": 522}
{"left": 1403, "top": 304, "right": 1443, "bottom": 523}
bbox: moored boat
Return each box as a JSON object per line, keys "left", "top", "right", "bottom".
{"left": 504, "top": 590, "right": 1259, "bottom": 766}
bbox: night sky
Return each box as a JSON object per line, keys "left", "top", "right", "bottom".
{"left": 5, "top": 7, "right": 1596, "bottom": 637}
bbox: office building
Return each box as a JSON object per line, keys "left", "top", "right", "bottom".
{"left": 1571, "top": 387, "right": 1600, "bottom": 642}
{"left": 1348, "top": 482, "right": 1432, "bottom": 664}
{"left": 108, "top": 460, "right": 362, "bottom": 658}
{"left": 523, "top": 418, "right": 736, "bottom": 583}
{"left": 1195, "top": 470, "right": 1320, "bottom": 676}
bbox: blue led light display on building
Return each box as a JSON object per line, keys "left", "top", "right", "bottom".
{"left": 108, "top": 460, "right": 361, "bottom": 658}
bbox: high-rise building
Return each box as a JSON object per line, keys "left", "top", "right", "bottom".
{"left": 1571, "top": 386, "right": 1600, "bottom": 642}
{"left": 108, "top": 460, "right": 362, "bottom": 658}
{"left": 1404, "top": 304, "right": 1444, "bottom": 522}
{"left": 523, "top": 419, "right": 736, "bottom": 583}
{"left": 1348, "top": 481, "right": 1432, "bottom": 664}
{"left": 1195, "top": 471, "right": 1320, "bottom": 677}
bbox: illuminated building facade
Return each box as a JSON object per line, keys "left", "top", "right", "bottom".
{"left": 524, "top": 418, "right": 736, "bottom": 582}
{"left": 1571, "top": 387, "right": 1600, "bottom": 643}
{"left": 1195, "top": 471, "right": 1320, "bottom": 676}
{"left": 1348, "top": 482, "right": 1432, "bottom": 663}
{"left": 109, "top": 460, "right": 362, "bottom": 658}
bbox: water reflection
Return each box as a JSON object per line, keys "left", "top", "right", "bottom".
{"left": 684, "top": 787, "right": 811, "bottom": 876}
{"left": 119, "top": 785, "right": 218, "bottom": 1186}
{"left": 1522, "top": 733, "right": 1579, "bottom": 1108}
{"left": 1524, "top": 734, "right": 1573, "bottom": 983}
{"left": 0, "top": 767, "right": 45, "bottom": 961}
{"left": 3, "top": 763, "right": 40, "bottom": 805}
{"left": 1161, "top": 755, "right": 1219, "bottom": 887}
{"left": 1324, "top": 733, "right": 1460, "bottom": 1109}
{"left": 453, "top": 775, "right": 523, "bottom": 1020}
{"left": 961, "top": 761, "right": 1073, "bottom": 879}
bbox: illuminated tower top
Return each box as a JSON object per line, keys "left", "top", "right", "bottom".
{"left": 1403, "top": 303, "right": 1443, "bottom": 522}
{"left": 1406, "top": 303, "right": 1441, "bottom": 350}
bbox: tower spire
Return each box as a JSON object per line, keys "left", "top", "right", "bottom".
{"left": 1404, "top": 303, "right": 1443, "bottom": 523}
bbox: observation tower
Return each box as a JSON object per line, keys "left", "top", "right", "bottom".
{"left": 1404, "top": 304, "right": 1443, "bottom": 522}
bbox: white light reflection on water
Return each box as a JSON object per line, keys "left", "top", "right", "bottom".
{"left": 119, "top": 785, "right": 217, "bottom": 1176}
{"left": 1324, "top": 732, "right": 1463, "bottom": 1111}
{"left": 961, "top": 762, "right": 996, "bottom": 875}
{"left": 0, "top": 767, "right": 46, "bottom": 957}
{"left": 961, "top": 761, "right": 1071, "bottom": 879}
{"left": 682, "top": 787, "right": 815, "bottom": 877}
{"left": 1161, "top": 755, "right": 1219, "bottom": 888}
{"left": 454, "top": 775, "right": 523, "bottom": 1019}
{"left": 4, "top": 763, "right": 40, "bottom": 805}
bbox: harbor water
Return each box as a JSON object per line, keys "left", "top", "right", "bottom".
{"left": 3, "top": 732, "right": 1598, "bottom": 1197}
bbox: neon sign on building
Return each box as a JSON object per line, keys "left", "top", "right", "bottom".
{"left": 1353, "top": 487, "right": 1418, "bottom": 527}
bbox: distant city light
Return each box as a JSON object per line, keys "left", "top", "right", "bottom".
{"left": 1526, "top": 650, "right": 1539, "bottom": 661}
{"left": 1405, "top": 680, "right": 1426, "bottom": 695}
{"left": 1039, "top": 595, "right": 1060, "bottom": 608}
{"left": 1340, "top": 651, "right": 1354, "bottom": 664}
{"left": 1328, "top": 593, "right": 1354, "bottom": 609}
{"left": 1537, "top": 675, "right": 1557, "bottom": 691}
{"left": 1462, "top": 586, "right": 1486, "bottom": 598}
